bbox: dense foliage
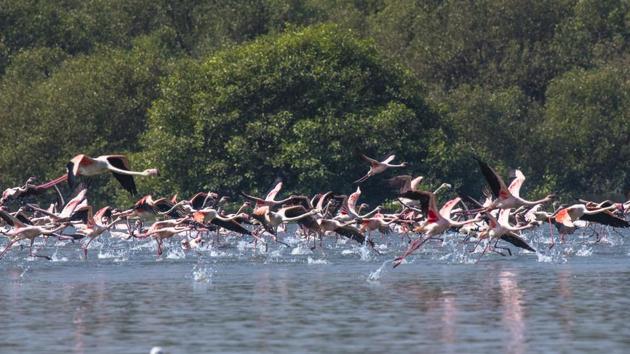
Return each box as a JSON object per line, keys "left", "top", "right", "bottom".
{"left": 0, "top": 0, "right": 629, "bottom": 205}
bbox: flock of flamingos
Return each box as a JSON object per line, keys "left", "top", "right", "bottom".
{"left": 1, "top": 153, "right": 629, "bottom": 266}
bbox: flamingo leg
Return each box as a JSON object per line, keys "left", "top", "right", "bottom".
{"left": 29, "top": 237, "right": 52, "bottom": 260}
{"left": 475, "top": 241, "right": 491, "bottom": 263}
{"left": 548, "top": 217, "right": 555, "bottom": 249}
{"left": 470, "top": 236, "right": 484, "bottom": 253}
{"left": 0, "top": 239, "right": 18, "bottom": 259}
{"left": 156, "top": 238, "right": 163, "bottom": 256}
{"left": 83, "top": 236, "right": 97, "bottom": 259}
{"left": 393, "top": 236, "right": 430, "bottom": 268}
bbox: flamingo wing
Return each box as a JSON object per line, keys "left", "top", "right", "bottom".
{"left": 282, "top": 205, "right": 309, "bottom": 218}
{"left": 498, "top": 208, "right": 511, "bottom": 225}
{"left": 507, "top": 169, "right": 526, "bottom": 198}
{"left": 387, "top": 175, "right": 412, "bottom": 193}
{"left": 456, "top": 190, "right": 483, "bottom": 209}
{"left": 554, "top": 208, "right": 574, "bottom": 227}
{"left": 500, "top": 232, "right": 536, "bottom": 252}
{"left": 360, "top": 154, "right": 380, "bottom": 167}
{"left": 382, "top": 154, "right": 396, "bottom": 164}
{"left": 475, "top": 157, "right": 510, "bottom": 199}
{"left": 580, "top": 212, "right": 630, "bottom": 228}
{"left": 210, "top": 218, "right": 251, "bottom": 235}
{"left": 0, "top": 209, "right": 25, "bottom": 228}
{"left": 106, "top": 156, "right": 137, "bottom": 195}
{"left": 15, "top": 213, "right": 33, "bottom": 225}
{"left": 93, "top": 206, "right": 112, "bottom": 226}
{"left": 336, "top": 225, "right": 372, "bottom": 247}
{"left": 347, "top": 187, "right": 361, "bottom": 214}
{"left": 439, "top": 197, "right": 461, "bottom": 219}
{"left": 60, "top": 188, "right": 87, "bottom": 218}
{"left": 315, "top": 191, "right": 333, "bottom": 211}
{"left": 189, "top": 192, "right": 209, "bottom": 210}
{"left": 265, "top": 178, "right": 283, "bottom": 201}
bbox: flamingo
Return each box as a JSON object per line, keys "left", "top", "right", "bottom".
{"left": 354, "top": 154, "right": 408, "bottom": 183}
{"left": 476, "top": 209, "right": 536, "bottom": 259}
{"left": 334, "top": 187, "right": 381, "bottom": 222}
{"left": 0, "top": 209, "right": 67, "bottom": 260}
{"left": 398, "top": 182, "right": 452, "bottom": 208}
{"left": 25, "top": 188, "right": 88, "bottom": 223}
{"left": 555, "top": 203, "right": 629, "bottom": 232}
{"left": 133, "top": 219, "right": 191, "bottom": 256}
{"left": 73, "top": 206, "right": 124, "bottom": 258}
{"left": 475, "top": 158, "right": 556, "bottom": 210}
{"left": 393, "top": 192, "right": 481, "bottom": 267}
{"left": 38, "top": 154, "right": 158, "bottom": 195}
{"left": 192, "top": 207, "right": 251, "bottom": 237}
{"left": 317, "top": 218, "right": 374, "bottom": 248}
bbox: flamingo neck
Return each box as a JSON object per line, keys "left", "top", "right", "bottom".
{"left": 37, "top": 174, "right": 68, "bottom": 189}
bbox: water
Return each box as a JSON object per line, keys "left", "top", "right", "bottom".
{"left": 2, "top": 228, "right": 630, "bottom": 353}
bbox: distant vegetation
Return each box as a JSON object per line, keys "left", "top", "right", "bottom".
{"left": 1, "top": 0, "right": 629, "bottom": 205}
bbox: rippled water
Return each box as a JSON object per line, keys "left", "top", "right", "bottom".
{"left": 2, "top": 226, "right": 630, "bottom": 353}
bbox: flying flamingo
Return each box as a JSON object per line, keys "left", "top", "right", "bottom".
{"left": 554, "top": 203, "right": 629, "bottom": 242}
{"left": 475, "top": 158, "right": 556, "bottom": 210}
{"left": 334, "top": 187, "right": 381, "bottom": 222}
{"left": 393, "top": 191, "right": 481, "bottom": 267}
{"left": 73, "top": 206, "right": 124, "bottom": 258}
{"left": 25, "top": 188, "right": 88, "bottom": 223}
{"left": 0, "top": 210, "right": 68, "bottom": 260}
{"left": 192, "top": 207, "right": 251, "bottom": 238}
{"left": 133, "top": 219, "right": 191, "bottom": 256}
{"left": 38, "top": 154, "right": 158, "bottom": 195}
{"left": 317, "top": 218, "right": 375, "bottom": 248}
{"left": 354, "top": 154, "right": 408, "bottom": 183}
{"left": 476, "top": 209, "right": 536, "bottom": 260}
{"left": 1, "top": 177, "right": 67, "bottom": 205}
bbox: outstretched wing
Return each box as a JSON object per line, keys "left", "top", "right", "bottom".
{"left": 382, "top": 154, "right": 396, "bottom": 164}
{"left": 508, "top": 169, "right": 526, "bottom": 199}
{"left": 0, "top": 209, "right": 25, "bottom": 228}
{"left": 554, "top": 208, "right": 574, "bottom": 227}
{"left": 439, "top": 197, "right": 461, "bottom": 219}
{"left": 580, "top": 212, "right": 629, "bottom": 228}
{"left": 500, "top": 232, "right": 536, "bottom": 252}
{"left": 387, "top": 175, "right": 412, "bottom": 194}
{"left": 107, "top": 156, "right": 137, "bottom": 195}
{"left": 265, "top": 178, "right": 283, "bottom": 201}
{"left": 210, "top": 218, "right": 251, "bottom": 235}
{"left": 347, "top": 187, "right": 362, "bottom": 214}
{"left": 474, "top": 157, "right": 509, "bottom": 199}
{"left": 360, "top": 154, "right": 380, "bottom": 167}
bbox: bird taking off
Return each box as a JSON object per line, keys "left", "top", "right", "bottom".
{"left": 354, "top": 154, "right": 407, "bottom": 183}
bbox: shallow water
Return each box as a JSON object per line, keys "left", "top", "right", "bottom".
{"left": 1, "top": 227, "right": 630, "bottom": 353}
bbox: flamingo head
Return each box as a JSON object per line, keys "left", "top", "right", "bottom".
{"left": 547, "top": 193, "right": 558, "bottom": 201}
{"left": 144, "top": 168, "right": 159, "bottom": 176}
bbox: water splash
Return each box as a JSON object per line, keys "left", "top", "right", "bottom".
{"left": 166, "top": 247, "right": 186, "bottom": 260}
{"left": 536, "top": 245, "right": 567, "bottom": 264}
{"left": 367, "top": 260, "right": 391, "bottom": 282}
{"left": 291, "top": 244, "right": 313, "bottom": 255}
{"left": 19, "top": 265, "right": 30, "bottom": 278}
{"left": 51, "top": 248, "right": 68, "bottom": 262}
{"left": 575, "top": 244, "right": 593, "bottom": 257}
{"left": 307, "top": 257, "right": 329, "bottom": 265}
{"left": 192, "top": 263, "right": 214, "bottom": 284}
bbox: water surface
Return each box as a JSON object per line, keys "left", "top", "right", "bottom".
{"left": 1, "top": 228, "right": 630, "bottom": 353}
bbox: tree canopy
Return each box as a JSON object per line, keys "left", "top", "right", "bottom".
{"left": 0, "top": 0, "right": 629, "bottom": 205}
